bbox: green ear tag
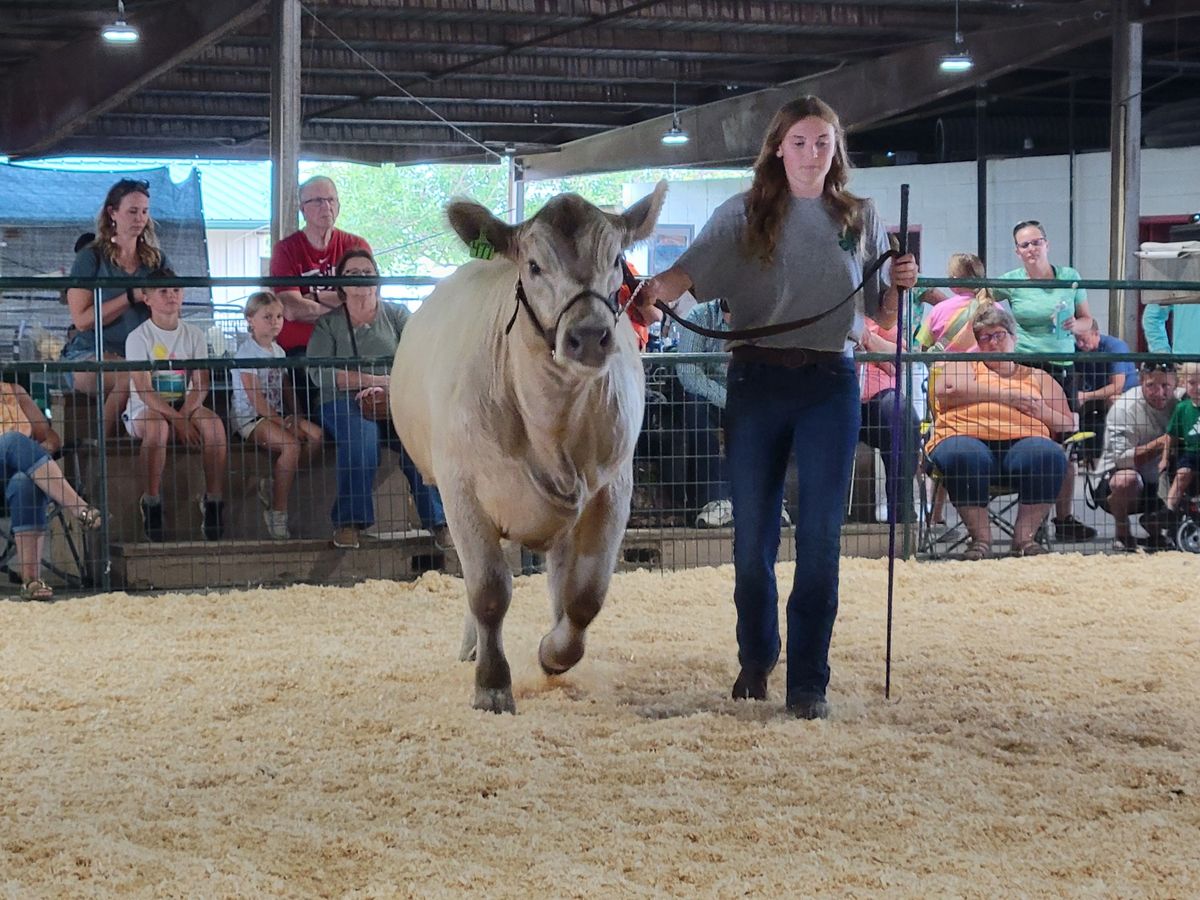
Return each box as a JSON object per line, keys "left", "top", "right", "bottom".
{"left": 469, "top": 234, "right": 495, "bottom": 260}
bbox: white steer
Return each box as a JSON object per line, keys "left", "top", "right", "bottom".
{"left": 391, "top": 183, "right": 666, "bottom": 713}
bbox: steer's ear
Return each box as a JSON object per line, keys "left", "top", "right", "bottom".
{"left": 615, "top": 180, "right": 668, "bottom": 247}
{"left": 447, "top": 200, "right": 517, "bottom": 259}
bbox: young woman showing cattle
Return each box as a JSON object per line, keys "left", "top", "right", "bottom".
{"left": 391, "top": 185, "right": 666, "bottom": 713}
{"left": 637, "top": 95, "right": 918, "bottom": 719}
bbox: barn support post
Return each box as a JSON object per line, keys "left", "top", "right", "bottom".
{"left": 1108, "top": 0, "right": 1142, "bottom": 344}
{"left": 270, "top": 0, "right": 301, "bottom": 246}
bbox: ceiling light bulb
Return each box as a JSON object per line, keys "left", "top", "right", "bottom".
{"left": 662, "top": 83, "right": 689, "bottom": 146}
{"left": 102, "top": 1, "right": 139, "bottom": 43}
{"left": 939, "top": 30, "right": 973, "bottom": 72}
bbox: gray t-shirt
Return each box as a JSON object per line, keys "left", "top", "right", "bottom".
{"left": 231, "top": 337, "right": 286, "bottom": 431}
{"left": 1100, "top": 389, "right": 1177, "bottom": 485}
{"left": 676, "top": 193, "right": 890, "bottom": 352}
{"left": 307, "top": 302, "right": 410, "bottom": 410}
{"left": 65, "top": 245, "right": 169, "bottom": 356}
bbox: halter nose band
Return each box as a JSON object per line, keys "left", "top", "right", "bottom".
{"left": 505, "top": 280, "right": 624, "bottom": 354}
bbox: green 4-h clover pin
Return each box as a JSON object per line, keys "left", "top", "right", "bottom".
{"left": 837, "top": 229, "right": 857, "bottom": 252}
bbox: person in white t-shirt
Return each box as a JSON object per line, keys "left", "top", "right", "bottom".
{"left": 124, "top": 269, "right": 228, "bottom": 542}
{"left": 231, "top": 292, "right": 323, "bottom": 539}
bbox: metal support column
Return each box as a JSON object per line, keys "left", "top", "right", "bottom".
{"left": 975, "top": 86, "right": 987, "bottom": 264}
{"left": 1107, "top": 0, "right": 1142, "bottom": 343}
{"left": 270, "top": 0, "right": 301, "bottom": 247}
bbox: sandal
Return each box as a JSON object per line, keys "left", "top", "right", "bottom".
{"left": 76, "top": 506, "right": 104, "bottom": 531}
{"left": 20, "top": 579, "right": 54, "bottom": 602}
{"left": 1010, "top": 541, "right": 1046, "bottom": 557}
{"left": 961, "top": 540, "right": 990, "bottom": 561}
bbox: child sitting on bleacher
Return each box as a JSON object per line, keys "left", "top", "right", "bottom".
{"left": 124, "top": 269, "right": 228, "bottom": 542}
{"left": 230, "top": 292, "right": 323, "bottom": 539}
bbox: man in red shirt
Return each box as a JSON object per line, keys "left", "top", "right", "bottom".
{"left": 269, "top": 176, "right": 371, "bottom": 354}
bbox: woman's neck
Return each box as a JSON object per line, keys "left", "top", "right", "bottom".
{"left": 1025, "top": 260, "right": 1053, "bottom": 279}
{"left": 985, "top": 358, "right": 1017, "bottom": 377}
{"left": 788, "top": 179, "right": 824, "bottom": 199}
{"left": 113, "top": 237, "right": 139, "bottom": 263}
{"left": 346, "top": 296, "right": 378, "bottom": 324}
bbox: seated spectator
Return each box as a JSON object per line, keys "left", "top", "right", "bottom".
{"left": 1071, "top": 319, "right": 1138, "bottom": 467}
{"left": 927, "top": 303, "right": 1074, "bottom": 559}
{"left": 916, "top": 253, "right": 995, "bottom": 352}
{"left": 676, "top": 299, "right": 732, "bottom": 527}
{"left": 1161, "top": 361, "right": 1200, "bottom": 527}
{"left": 995, "top": 219, "right": 1097, "bottom": 542}
{"left": 1094, "top": 362, "right": 1178, "bottom": 551}
{"left": 1, "top": 382, "right": 102, "bottom": 601}
{"left": 230, "top": 292, "right": 324, "bottom": 540}
{"left": 857, "top": 289, "right": 920, "bottom": 523}
{"left": 61, "top": 179, "right": 167, "bottom": 438}
{"left": 124, "top": 271, "right": 228, "bottom": 542}
{"left": 307, "top": 249, "right": 448, "bottom": 550}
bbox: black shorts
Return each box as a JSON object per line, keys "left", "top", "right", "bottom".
{"left": 1094, "top": 468, "right": 1161, "bottom": 515}
{"left": 1176, "top": 451, "right": 1200, "bottom": 473}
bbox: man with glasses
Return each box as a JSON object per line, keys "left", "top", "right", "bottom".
{"left": 269, "top": 176, "right": 371, "bottom": 357}
{"left": 1095, "top": 362, "right": 1179, "bottom": 551}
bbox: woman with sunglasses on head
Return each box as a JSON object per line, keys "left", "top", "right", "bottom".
{"left": 635, "top": 95, "right": 918, "bottom": 719}
{"left": 995, "top": 220, "right": 1097, "bottom": 541}
{"left": 927, "top": 302, "right": 1074, "bottom": 560}
{"left": 61, "top": 178, "right": 169, "bottom": 439}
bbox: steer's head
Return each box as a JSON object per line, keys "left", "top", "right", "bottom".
{"left": 447, "top": 181, "right": 667, "bottom": 368}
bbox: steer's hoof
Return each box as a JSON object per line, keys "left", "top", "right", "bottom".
{"left": 474, "top": 687, "right": 516, "bottom": 715}
{"left": 538, "top": 633, "right": 583, "bottom": 676}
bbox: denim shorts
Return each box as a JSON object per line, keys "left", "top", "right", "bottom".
{"left": 60, "top": 332, "right": 98, "bottom": 391}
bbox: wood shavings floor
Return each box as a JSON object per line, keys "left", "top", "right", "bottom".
{"left": 2, "top": 554, "right": 1197, "bottom": 897}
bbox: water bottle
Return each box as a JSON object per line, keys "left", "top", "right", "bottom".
{"left": 646, "top": 320, "right": 663, "bottom": 353}
{"left": 1052, "top": 299, "right": 1067, "bottom": 334}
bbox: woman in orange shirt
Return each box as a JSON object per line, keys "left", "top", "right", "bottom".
{"left": 928, "top": 303, "right": 1074, "bottom": 559}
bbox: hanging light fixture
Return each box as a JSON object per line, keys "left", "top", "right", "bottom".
{"left": 101, "top": 0, "right": 139, "bottom": 44}
{"left": 938, "top": 0, "right": 973, "bottom": 73}
{"left": 661, "top": 82, "right": 689, "bottom": 146}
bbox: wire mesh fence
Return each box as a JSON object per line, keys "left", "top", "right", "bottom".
{"left": 4, "top": 346, "right": 1199, "bottom": 599}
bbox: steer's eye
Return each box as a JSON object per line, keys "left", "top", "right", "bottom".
{"left": 613, "top": 255, "right": 622, "bottom": 269}
{"left": 528, "top": 260, "right": 542, "bottom": 276}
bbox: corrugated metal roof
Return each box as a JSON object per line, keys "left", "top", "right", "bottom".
{"left": 194, "top": 160, "right": 270, "bottom": 227}
{"left": 6, "top": 157, "right": 270, "bottom": 227}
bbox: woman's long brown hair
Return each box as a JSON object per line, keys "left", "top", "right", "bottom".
{"left": 744, "top": 95, "right": 862, "bottom": 265}
{"left": 93, "top": 178, "right": 163, "bottom": 270}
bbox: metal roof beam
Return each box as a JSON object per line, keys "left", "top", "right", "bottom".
{"left": 0, "top": 0, "right": 269, "bottom": 158}
{"left": 520, "top": 0, "right": 1117, "bottom": 179}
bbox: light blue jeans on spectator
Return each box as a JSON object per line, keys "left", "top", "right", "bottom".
{"left": 724, "top": 356, "right": 860, "bottom": 700}
{"left": 1, "top": 431, "right": 51, "bottom": 533}
{"left": 319, "top": 398, "right": 445, "bottom": 531}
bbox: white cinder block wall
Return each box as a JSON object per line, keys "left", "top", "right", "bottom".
{"left": 627, "top": 146, "right": 1200, "bottom": 333}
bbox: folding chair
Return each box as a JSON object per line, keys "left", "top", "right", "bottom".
{"left": 0, "top": 497, "right": 88, "bottom": 590}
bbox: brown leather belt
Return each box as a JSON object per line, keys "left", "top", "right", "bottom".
{"left": 731, "top": 345, "right": 849, "bottom": 369}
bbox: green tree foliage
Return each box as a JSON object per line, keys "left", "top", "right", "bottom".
{"left": 305, "top": 161, "right": 747, "bottom": 276}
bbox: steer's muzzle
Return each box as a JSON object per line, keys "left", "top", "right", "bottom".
{"left": 561, "top": 322, "right": 613, "bottom": 368}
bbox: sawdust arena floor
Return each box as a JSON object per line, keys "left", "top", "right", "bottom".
{"left": 1, "top": 554, "right": 1197, "bottom": 897}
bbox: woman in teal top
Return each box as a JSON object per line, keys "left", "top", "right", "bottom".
{"left": 997, "top": 220, "right": 1094, "bottom": 366}
{"left": 996, "top": 219, "right": 1098, "bottom": 542}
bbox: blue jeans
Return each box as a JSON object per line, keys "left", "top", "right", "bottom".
{"left": 682, "top": 393, "right": 729, "bottom": 509}
{"left": 860, "top": 389, "right": 921, "bottom": 520}
{"left": 319, "top": 399, "right": 445, "bottom": 530}
{"left": 929, "top": 436, "right": 1066, "bottom": 507}
{"left": 725, "top": 357, "right": 860, "bottom": 698}
{"left": 1, "top": 431, "right": 51, "bottom": 534}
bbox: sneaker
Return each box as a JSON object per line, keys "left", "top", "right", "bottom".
{"left": 1052, "top": 514, "right": 1097, "bottom": 542}
{"left": 263, "top": 509, "right": 289, "bottom": 540}
{"left": 140, "top": 495, "right": 164, "bottom": 542}
{"left": 256, "top": 478, "right": 273, "bottom": 510}
{"left": 200, "top": 495, "right": 225, "bottom": 541}
{"left": 332, "top": 526, "right": 360, "bottom": 549}
{"left": 696, "top": 499, "right": 733, "bottom": 528}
